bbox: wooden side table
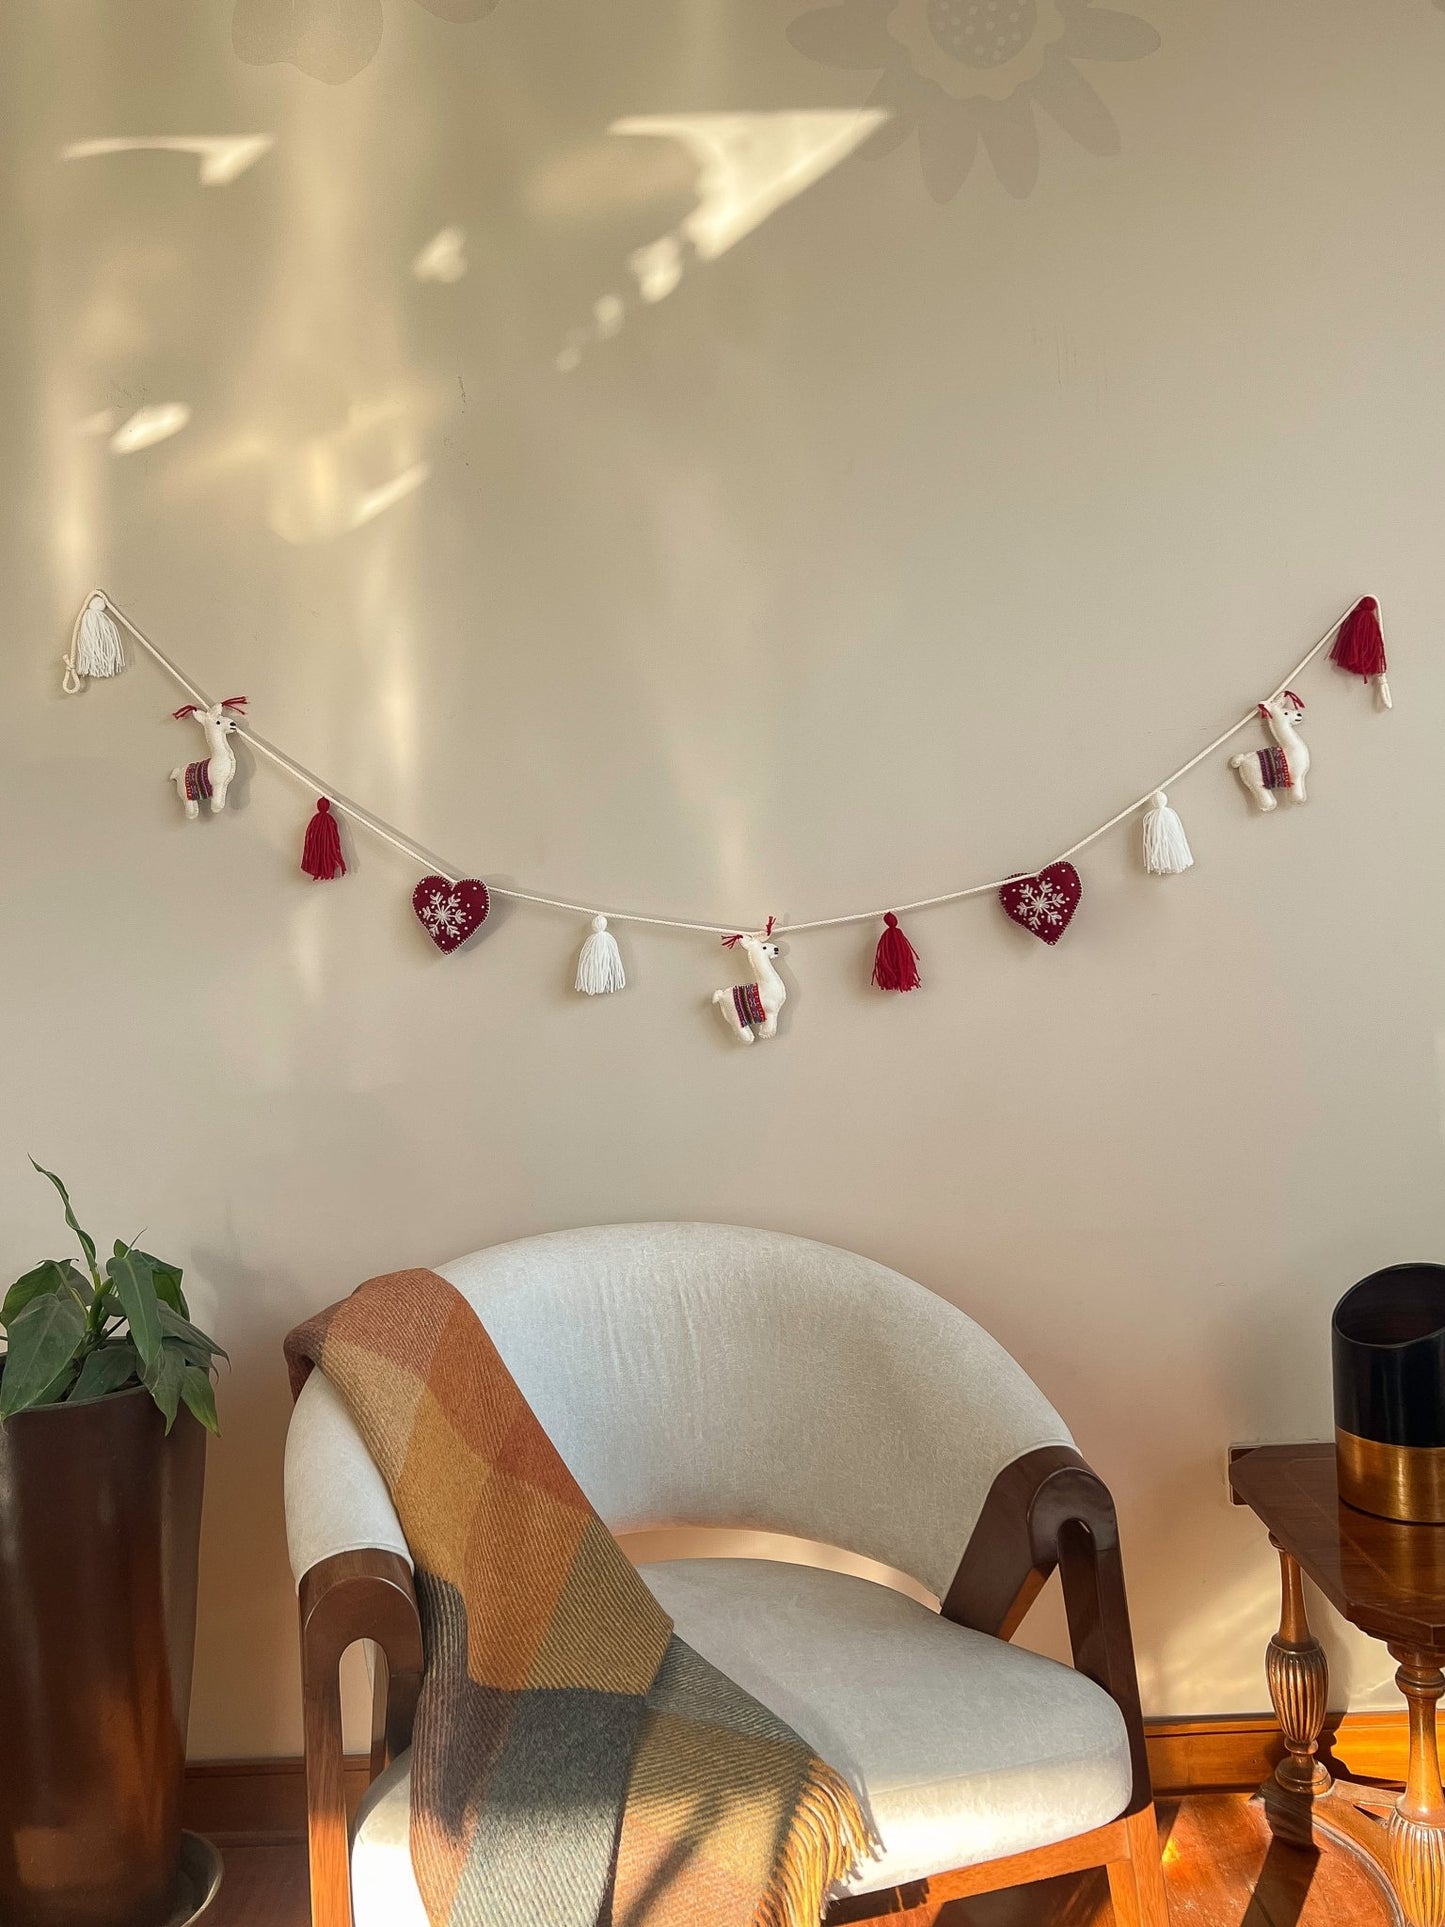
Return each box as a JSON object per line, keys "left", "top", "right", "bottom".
{"left": 1232, "top": 1443, "right": 1445, "bottom": 1927}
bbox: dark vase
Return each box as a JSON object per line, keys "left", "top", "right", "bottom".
{"left": 1333, "top": 1262, "right": 1445, "bottom": 1523}
{"left": 0, "top": 1388, "right": 206, "bottom": 1927}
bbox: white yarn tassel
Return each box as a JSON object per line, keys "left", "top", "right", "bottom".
{"left": 1374, "top": 672, "right": 1392, "bottom": 712}
{"left": 1142, "top": 790, "right": 1194, "bottom": 875}
{"left": 63, "top": 593, "right": 126, "bottom": 693}
{"left": 575, "top": 915, "right": 626, "bottom": 994}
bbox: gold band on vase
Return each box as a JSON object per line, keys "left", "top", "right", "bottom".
{"left": 1336, "top": 1427, "right": 1445, "bottom": 1524}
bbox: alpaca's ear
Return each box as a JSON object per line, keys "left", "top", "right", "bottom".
{"left": 1257, "top": 702, "right": 1270, "bottom": 720}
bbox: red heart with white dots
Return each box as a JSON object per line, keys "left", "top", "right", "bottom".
{"left": 998, "top": 862, "right": 1081, "bottom": 946}
{"left": 412, "top": 875, "right": 490, "bottom": 953}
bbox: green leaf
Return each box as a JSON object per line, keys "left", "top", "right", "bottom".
{"left": 157, "top": 1304, "right": 228, "bottom": 1365}
{"left": 0, "top": 1291, "right": 87, "bottom": 1419}
{"left": 143, "top": 1341, "right": 186, "bottom": 1432}
{"left": 70, "top": 1344, "right": 140, "bottom": 1404}
{"left": 134, "top": 1251, "right": 188, "bottom": 1318}
{"left": 30, "top": 1161, "right": 98, "bottom": 1279}
{"left": 34, "top": 1360, "right": 81, "bottom": 1406}
{"left": 179, "top": 1363, "right": 220, "bottom": 1436}
{"left": 2, "top": 1259, "right": 89, "bottom": 1327}
{"left": 105, "top": 1250, "right": 163, "bottom": 1372}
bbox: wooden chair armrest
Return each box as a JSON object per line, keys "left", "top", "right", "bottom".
{"left": 299, "top": 1549, "right": 423, "bottom": 1927}
{"left": 941, "top": 1445, "right": 1152, "bottom": 1811}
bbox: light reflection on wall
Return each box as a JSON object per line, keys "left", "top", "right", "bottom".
{"left": 555, "top": 108, "right": 886, "bottom": 372}
{"left": 62, "top": 135, "right": 274, "bottom": 185}
{"left": 351, "top": 462, "right": 431, "bottom": 531}
{"left": 620, "top": 109, "right": 888, "bottom": 264}
{"left": 108, "top": 403, "right": 192, "bottom": 455}
{"left": 412, "top": 226, "right": 467, "bottom": 283}
{"left": 260, "top": 404, "right": 435, "bottom": 547}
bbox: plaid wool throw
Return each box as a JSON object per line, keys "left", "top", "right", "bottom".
{"left": 286, "top": 1269, "right": 872, "bottom": 1927}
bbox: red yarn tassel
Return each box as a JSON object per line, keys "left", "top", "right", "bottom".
{"left": 1330, "top": 596, "right": 1390, "bottom": 708}
{"left": 872, "top": 913, "right": 921, "bottom": 992}
{"left": 301, "top": 798, "right": 346, "bottom": 880}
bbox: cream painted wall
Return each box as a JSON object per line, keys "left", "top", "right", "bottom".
{"left": 4, "top": 0, "right": 1445, "bottom": 1757}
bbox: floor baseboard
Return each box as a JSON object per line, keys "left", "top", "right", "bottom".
{"left": 183, "top": 1712, "right": 1410, "bottom": 1843}
{"left": 1144, "top": 1710, "right": 1406, "bottom": 1795}
{"left": 183, "top": 1757, "right": 375, "bottom": 1846}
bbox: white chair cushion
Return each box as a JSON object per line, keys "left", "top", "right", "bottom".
{"left": 289, "top": 1223, "right": 1074, "bottom": 1601}
{"left": 350, "top": 1558, "right": 1132, "bottom": 1919}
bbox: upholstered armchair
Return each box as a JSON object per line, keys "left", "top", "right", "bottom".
{"left": 285, "top": 1224, "right": 1170, "bottom": 1927}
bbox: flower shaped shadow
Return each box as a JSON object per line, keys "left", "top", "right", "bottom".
{"left": 233, "top": 0, "right": 497, "bottom": 85}
{"left": 786, "top": 0, "right": 1160, "bottom": 202}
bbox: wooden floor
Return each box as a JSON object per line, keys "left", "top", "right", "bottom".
{"left": 204, "top": 1796, "right": 1396, "bottom": 1926}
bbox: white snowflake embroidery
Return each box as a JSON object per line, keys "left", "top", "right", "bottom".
{"left": 421, "top": 887, "right": 467, "bottom": 940}
{"left": 1015, "top": 878, "right": 1067, "bottom": 930}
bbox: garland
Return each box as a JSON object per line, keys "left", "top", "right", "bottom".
{"left": 59, "top": 590, "right": 1390, "bottom": 1042}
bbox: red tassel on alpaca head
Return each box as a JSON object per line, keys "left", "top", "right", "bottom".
{"left": 301, "top": 797, "right": 346, "bottom": 881}
{"left": 1330, "top": 596, "right": 1390, "bottom": 708}
{"left": 872, "top": 913, "right": 921, "bottom": 992}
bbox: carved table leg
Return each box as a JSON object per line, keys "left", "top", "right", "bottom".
{"left": 1387, "top": 1648, "right": 1445, "bottom": 1927}
{"left": 1252, "top": 1542, "right": 1419, "bottom": 1921}
{"left": 1265, "top": 1538, "right": 1331, "bottom": 1823}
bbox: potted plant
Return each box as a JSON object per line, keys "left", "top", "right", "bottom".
{"left": 0, "top": 1164, "right": 224, "bottom": 1927}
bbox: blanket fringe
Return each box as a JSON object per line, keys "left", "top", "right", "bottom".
{"left": 752, "top": 1760, "right": 879, "bottom": 1927}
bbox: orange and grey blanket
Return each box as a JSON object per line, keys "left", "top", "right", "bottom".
{"left": 286, "top": 1269, "right": 872, "bottom": 1927}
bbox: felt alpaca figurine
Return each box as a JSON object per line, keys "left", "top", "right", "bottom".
{"left": 1231, "top": 692, "right": 1309, "bottom": 810}
{"left": 170, "top": 698, "right": 247, "bottom": 817}
{"left": 714, "top": 921, "right": 786, "bottom": 1042}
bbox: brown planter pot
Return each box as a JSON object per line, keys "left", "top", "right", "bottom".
{"left": 0, "top": 1388, "right": 206, "bottom": 1927}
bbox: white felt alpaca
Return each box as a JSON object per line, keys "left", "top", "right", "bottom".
{"left": 1231, "top": 692, "right": 1310, "bottom": 811}
{"left": 170, "top": 698, "right": 246, "bottom": 818}
{"left": 713, "top": 929, "right": 786, "bottom": 1043}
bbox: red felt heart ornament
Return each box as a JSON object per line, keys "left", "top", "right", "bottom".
{"left": 998, "top": 862, "right": 1081, "bottom": 946}
{"left": 412, "top": 875, "right": 490, "bottom": 952}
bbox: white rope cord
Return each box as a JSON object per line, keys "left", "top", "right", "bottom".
{"left": 89, "top": 591, "right": 1355, "bottom": 941}
{"left": 780, "top": 609, "right": 1350, "bottom": 934}
{"left": 97, "top": 595, "right": 741, "bottom": 934}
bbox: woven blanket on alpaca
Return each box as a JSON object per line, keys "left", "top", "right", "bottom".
{"left": 285, "top": 1269, "right": 871, "bottom": 1927}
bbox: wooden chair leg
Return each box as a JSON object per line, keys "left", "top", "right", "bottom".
{"left": 1106, "top": 1806, "right": 1171, "bottom": 1927}
{"left": 301, "top": 1656, "right": 353, "bottom": 1927}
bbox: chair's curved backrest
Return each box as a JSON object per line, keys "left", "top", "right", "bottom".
{"left": 424, "top": 1223, "right": 1072, "bottom": 1600}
